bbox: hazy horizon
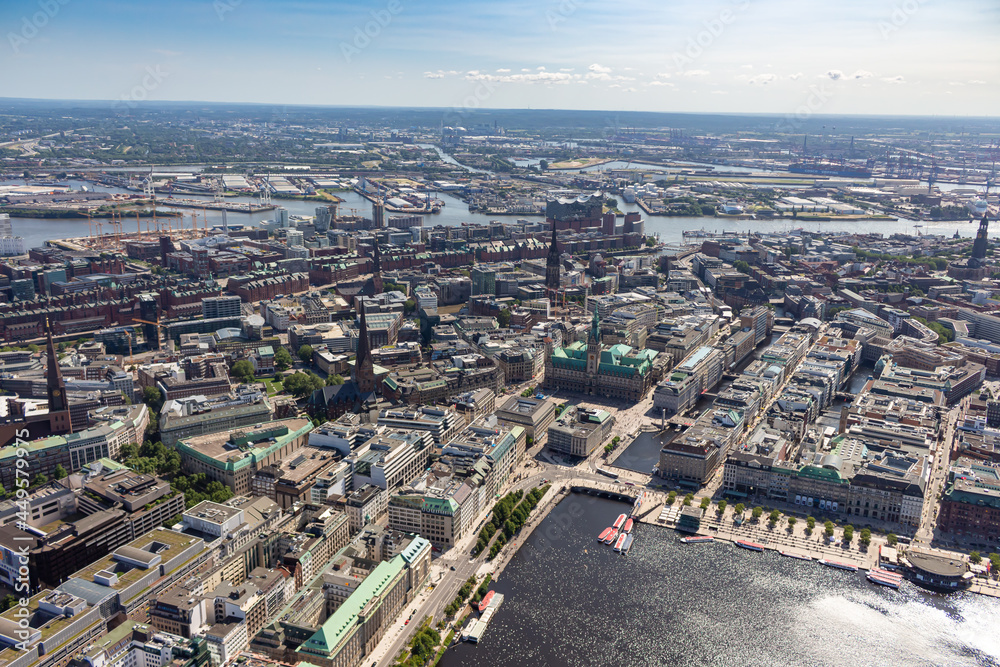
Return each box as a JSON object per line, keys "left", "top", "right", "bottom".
{"left": 1, "top": 0, "right": 997, "bottom": 116}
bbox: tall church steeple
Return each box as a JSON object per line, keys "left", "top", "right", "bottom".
{"left": 45, "top": 319, "right": 72, "bottom": 434}
{"left": 971, "top": 213, "right": 990, "bottom": 267}
{"left": 353, "top": 311, "right": 376, "bottom": 394}
{"left": 586, "top": 309, "right": 601, "bottom": 379}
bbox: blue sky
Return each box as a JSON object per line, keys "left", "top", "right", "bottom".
{"left": 1, "top": 0, "right": 997, "bottom": 115}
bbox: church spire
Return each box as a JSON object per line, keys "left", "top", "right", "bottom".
{"left": 353, "top": 311, "right": 376, "bottom": 394}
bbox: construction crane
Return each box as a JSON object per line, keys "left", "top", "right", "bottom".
{"left": 132, "top": 317, "right": 164, "bottom": 350}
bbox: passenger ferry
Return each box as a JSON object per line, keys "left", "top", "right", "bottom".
{"left": 622, "top": 534, "right": 634, "bottom": 554}
{"left": 613, "top": 513, "right": 627, "bottom": 530}
{"left": 603, "top": 529, "right": 618, "bottom": 545}
{"left": 614, "top": 533, "right": 628, "bottom": 553}
{"left": 598, "top": 527, "right": 614, "bottom": 542}
{"left": 623, "top": 518, "right": 634, "bottom": 533}
{"left": 818, "top": 559, "right": 858, "bottom": 572}
{"left": 867, "top": 568, "right": 903, "bottom": 589}
{"left": 680, "top": 535, "right": 715, "bottom": 544}
{"left": 778, "top": 550, "right": 812, "bottom": 561}
{"left": 735, "top": 540, "right": 764, "bottom": 552}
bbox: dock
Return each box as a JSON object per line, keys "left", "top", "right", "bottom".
{"left": 461, "top": 592, "right": 504, "bottom": 643}
{"left": 157, "top": 197, "right": 275, "bottom": 213}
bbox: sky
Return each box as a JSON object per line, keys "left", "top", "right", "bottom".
{"left": 0, "top": 0, "right": 997, "bottom": 116}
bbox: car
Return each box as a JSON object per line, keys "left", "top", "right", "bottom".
{"left": 404, "top": 619, "right": 409, "bottom": 625}
{"left": 450, "top": 566, "right": 456, "bottom": 571}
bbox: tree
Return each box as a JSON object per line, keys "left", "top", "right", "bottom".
{"left": 274, "top": 347, "right": 293, "bottom": 371}
{"left": 752, "top": 506, "right": 763, "bottom": 520}
{"left": 497, "top": 308, "right": 511, "bottom": 328}
{"left": 787, "top": 516, "right": 797, "bottom": 530}
{"left": 806, "top": 516, "right": 816, "bottom": 530}
{"left": 326, "top": 374, "right": 345, "bottom": 386}
{"left": 283, "top": 372, "right": 324, "bottom": 398}
{"left": 31, "top": 473, "right": 48, "bottom": 487}
{"left": 683, "top": 493, "right": 694, "bottom": 507}
{"left": 699, "top": 497, "right": 710, "bottom": 510}
{"left": 734, "top": 503, "right": 745, "bottom": 517}
{"left": 717, "top": 499, "right": 727, "bottom": 515}
{"left": 990, "top": 553, "right": 1000, "bottom": 575}
{"left": 53, "top": 464, "right": 67, "bottom": 480}
{"left": 886, "top": 533, "right": 897, "bottom": 546}
{"left": 843, "top": 525, "right": 854, "bottom": 543}
{"left": 404, "top": 298, "right": 416, "bottom": 314}
{"left": 0, "top": 595, "right": 18, "bottom": 612}
{"left": 824, "top": 520, "right": 835, "bottom": 537}
{"left": 142, "top": 386, "right": 162, "bottom": 408}
{"left": 859, "top": 528, "right": 871, "bottom": 547}
{"left": 298, "top": 345, "right": 314, "bottom": 364}
{"left": 769, "top": 509, "right": 780, "bottom": 523}
{"left": 231, "top": 359, "right": 255, "bottom": 383}
{"left": 667, "top": 491, "right": 677, "bottom": 505}
{"left": 970, "top": 551, "right": 982, "bottom": 564}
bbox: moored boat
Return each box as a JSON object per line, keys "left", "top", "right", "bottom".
{"left": 778, "top": 550, "right": 812, "bottom": 561}
{"left": 622, "top": 534, "right": 634, "bottom": 554}
{"left": 818, "top": 559, "right": 858, "bottom": 572}
{"left": 623, "top": 518, "right": 634, "bottom": 533}
{"left": 680, "top": 535, "right": 714, "bottom": 544}
{"left": 603, "top": 529, "right": 618, "bottom": 544}
{"left": 867, "top": 568, "right": 902, "bottom": 589}
{"left": 613, "top": 513, "right": 627, "bottom": 530}
{"left": 614, "top": 533, "right": 628, "bottom": 553}
{"left": 735, "top": 539, "right": 764, "bottom": 552}
{"left": 598, "top": 527, "right": 613, "bottom": 542}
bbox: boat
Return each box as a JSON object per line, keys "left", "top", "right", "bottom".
{"left": 614, "top": 533, "right": 628, "bottom": 553}
{"left": 598, "top": 527, "right": 613, "bottom": 542}
{"left": 818, "top": 559, "right": 858, "bottom": 572}
{"left": 778, "top": 550, "right": 812, "bottom": 561}
{"left": 867, "top": 568, "right": 903, "bottom": 589}
{"left": 623, "top": 519, "right": 634, "bottom": 533}
{"left": 613, "top": 513, "right": 627, "bottom": 530}
{"left": 680, "top": 535, "right": 714, "bottom": 544}
{"left": 477, "top": 590, "right": 495, "bottom": 613}
{"left": 603, "top": 529, "right": 618, "bottom": 545}
{"left": 622, "top": 534, "right": 634, "bottom": 554}
{"left": 735, "top": 540, "right": 764, "bottom": 552}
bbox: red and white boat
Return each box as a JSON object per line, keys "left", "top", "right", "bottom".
{"left": 680, "top": 535, "right": 714, "bottom": 544}
{"left": 735, "top": 539, "right": 764, "bottom": 552}
{"left": 623, "top": 518, "right": 634, "bottom": 533}
{"left": 603, "top": 529, "right": 618, "bottom": 544}
{"left": 613, "top": 533, "right": 628, "bottom": 553}
{"left": 598, "top": 527, "right": 614, "bottom": 542}
{"left": 867, "top": 568, "right": 903, "bottom": 589}
{"left": 818, "top": 559, "right": 858, "bottom": 572}
{"left": 613, "top": 513, "right": 627, "bottom": 530}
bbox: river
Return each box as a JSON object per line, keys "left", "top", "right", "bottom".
{"left": 4, "top": 178, "right": 993, "bottom": 251}
{"left": 439, "top": 495, "right": 1000, "bottom": 667}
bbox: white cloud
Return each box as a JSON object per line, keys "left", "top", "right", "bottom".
{"left": 496, "top": 68, "right": 510, "bottom": 73}
{"left": 588, "top": 63, "right": 612, "bottom": 74}
{"left": 849, "top": 69, "right": 874, "bottom": 79}
{"left": 683, "top": 69, "right": 710, "bottom": 78}
{"left": 882, "top": 75, "right": 905, "bottom": 84}
{"left": 465, "top": 70, "right": 579, "bottom": 85}
{"left": 968, "top": 79, "right": 986, "bottom": 85}
{"left": 645, "top": 80, "right": 674, "bottom": 87}
{"left": 949, "top": 81, "right": 965, "bottom": 87}
{"left": 424, "top": 72, "right": 445, "bottom": 79}
{"left": 740, "top": 64, "right": 754, "bottom": 70}
{"left": 788, "top": 72, "right": 803, "bottom": 80}
{"left": 823, "top": 70, "right": 843, "bottom": 80}
{"left": 746, "top": 73, "right": 777, "bottom": 85}
{"left": 654, "top": 72, "right": 672, "bottom": 80}
{"left": 559, "top": 68, "right": 574, "bottom": 72}
{"left": 537, "top": 66, "right": 546, "bottom": 70}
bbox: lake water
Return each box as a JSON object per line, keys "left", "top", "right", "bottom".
{"left": 439, "top": 495, "right": 1000, "bottom": 667}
